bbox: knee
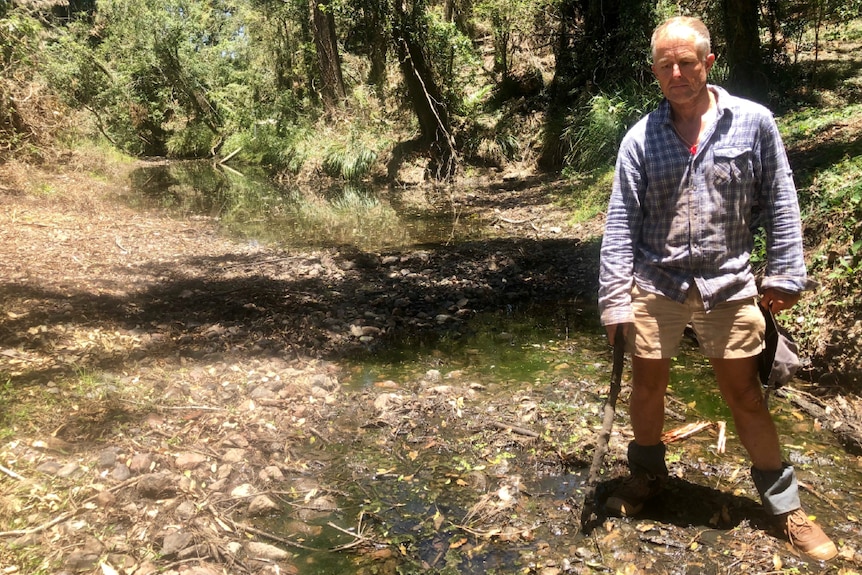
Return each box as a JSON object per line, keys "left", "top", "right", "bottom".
{"left": 725, "top": 382, "right": 767, "bottom": 414}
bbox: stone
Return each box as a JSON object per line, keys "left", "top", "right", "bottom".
{"left": 129, "top": 453, "right": 154, "bottom": 474}
{"left": 64, "top": 551, "right": 100, "bottom": 572}
{"left": 112, "top": 463, "right": 131, "bottom": 481}
{"left": 56, "top": 462, "right": 82, "bottom": 478}
{"left": 97, "top": 448, "right": 119, "bottom": 469}
{"left": 248, "top": 494, "right": 279, "bottom": 516}
{"left": 221, "top": 448, "right": 246, "bottom": 463}
{"left": 175, "top": 452, "right": 207, "bottom": 470}
{"left": 162, "top": 530, "right": 193, "bottom": 556}
{"left": 137, "top": 473, "right": 178, "bottom": 499}
{"left": 244, "top": 541, "right": 291, "bottom": 561}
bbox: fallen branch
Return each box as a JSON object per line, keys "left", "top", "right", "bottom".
{"left": 0, "top": 464, "right": 24, "bottom": 481}
{"left": 661, "top": 421, "right": 714, "bottom": 444}
{"left": 328, "top": 512, "right": 378, "bottom": 552}
{"left": 776, "top": 387, "right": 862, "bottom": 455}
{"left": 799, "top": 480, "right": 859, "bottom": 522}
{"left": 207, "top": 503, "right": 320, "bottom": 551}
{"left": 489, "top": 421, "right": 540, "bottom": 438}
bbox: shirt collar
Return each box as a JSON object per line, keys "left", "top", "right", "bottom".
{"left": 657, "top": 84, "right": 731, "bottom": 126}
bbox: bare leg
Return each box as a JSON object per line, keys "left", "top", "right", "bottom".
{"left": 711, "top": 355, "right": 782, "bottom": 471}
{"left": 630, "top": 356, "right": 671, "bottom": 445}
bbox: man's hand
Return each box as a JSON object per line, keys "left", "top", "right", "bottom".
{"left": 760, "top": 288, "right": 800, "bottom": 314}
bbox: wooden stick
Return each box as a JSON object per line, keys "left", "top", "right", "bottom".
{"left": 0, "top": 464, "right": 24, "bottom": 481}
{"left": 580, "top": 325, "right": 625, "bottom": 532}
{"left": 489, "top": 421, "right": 540, "bottom": 438}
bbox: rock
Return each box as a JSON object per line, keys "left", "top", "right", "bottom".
{"left": 162, "top": 530, "right": 193, "bottom": 556}
{"left": 175, "top": 500, "right": 197, "bottom": 520}
{"left": 36, "top": 461, "right": 62, "bottom": 475}
{"left": 97, "top": 448, "right": 119, "bottom": 469}
{"left": 222, "top": 434, "right": 249, "bottom": 448}
{"left": 137, "top": 473, "right": 178, "bottom": 499}
{"left": 231, "top": 483, "right": 255, "bottom": 498}
{"left": 57, "top": 462, "right": 82, "bottom": 478}
{"left": 175, "top": 452, "right": 207, "bottom": 470}
{"left": 424, "top": 369, "right": 442, "bottom": 382}
{"left": 95, "top": 490, "right": 116, "bottom": 508}
{"left": 248, "top": 494, "right": 279, "bottom": 516}
{"left": 259, "top": 465, "right": 285, "bottom": 483}
{"left": 64, "top": 550, "right": 100, "bottom": 572}
{"left": 112, "top": 463, "right": 131, "bottom": 481}
{"left": 249, "top": 385, "right": 276, "bottom": 399}
{"left": 129, "top": 453, "right": 154, "bottom": 474}
{"left": 245, "top": 541, "right": 291, "bottom": 561}
{"left": 373, "top": 393, "right": 403, "bottom": 412}
{"left": 221, "top": 448, "right": 246, "bottom": 463}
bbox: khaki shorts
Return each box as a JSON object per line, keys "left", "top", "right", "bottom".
{"left": 629, "top": 284, "right": 765, "bottom": 359}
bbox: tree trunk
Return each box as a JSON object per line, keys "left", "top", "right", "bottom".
{"left": 366, "top": 3, "right": 388, "bottom": 95}
{"left": 310, "top": 0, "right": 346, "bottom": 111}
{"left": 723, "top": 0, "right": 768, "bottom": 103}
{"left": 540, "top": 0, "right": 654, "bottom": 171}
{"left": 393, "top": 0, "right": 458, "bottom": 181}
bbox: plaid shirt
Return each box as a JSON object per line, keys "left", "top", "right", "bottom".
{"left": 598, "top": 85, "right": 807, "bottom": 327}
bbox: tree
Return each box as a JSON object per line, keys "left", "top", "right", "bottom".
{"left": 540, "top": 0, "right": 655, "bottom": 170}
{"left": 723, "top": 0, "right": 767, "bottom": 102}
{"left": 392, "top": 0, "right": 458, "bottom": 180}
{"left": 310, "top": 0, "right": 347, "bottom": 110}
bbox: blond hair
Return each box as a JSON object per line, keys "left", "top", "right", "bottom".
{"left": 651, "top": 16, "right": 711, "bottom": 61}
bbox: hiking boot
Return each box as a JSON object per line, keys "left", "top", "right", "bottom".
{"left": 777, "top": 508, "right": 838, "bottom": 561}
{"left": 605, "top": 471, "right": 665, "bottom": 517}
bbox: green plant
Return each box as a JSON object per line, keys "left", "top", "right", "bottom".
{"left": 323, "top": 143, "right": 378, "bottom": 181}
{"left": 562, "top": 85, "right": 660, "bottom": 172}
{"left": 561, "top": 168, "right": 614, "bottom": 224}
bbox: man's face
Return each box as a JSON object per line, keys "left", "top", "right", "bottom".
{"left": 651, "top": 29, "right": 715, "bottom": 107}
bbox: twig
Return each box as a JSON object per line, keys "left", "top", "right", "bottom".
{"left": 798, "top": 480, "right": 858, "bottom": 522}
{"left": 716, "top": 421, "right": 726, "bottom": 453}
{"left": 327, "top": 519, "right": 375, "bottom": 552}
{"left": 489, "top": 421, "right": 540, "bottom": 438}
{"left": 661, "top": 421, "right": 714, "bottom": 444}
{"left": 0, "top": 464, "right": 24, "bottom": 481}
{"left": 207, "top": 503, "right": 321, "bottom": 551}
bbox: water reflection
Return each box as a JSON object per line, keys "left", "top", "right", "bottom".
{"left": 125, "top": 161, "right": 489, "bottom": 251}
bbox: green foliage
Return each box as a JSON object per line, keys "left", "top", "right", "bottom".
{"left": 460, "top": 110, "right": 523, "bottom": 167}
{"left": 562, "top": 86, "right": 660, "bottom": 173}
{"left": 474, "top": 0, "right": 547, "bottom": 79}
{"left": 323, "top": 143, "right": 378, "bottom": 181}
{"left": 560, "top": 168, "right": 615, "bottom": 224}
{"left": 166, "top": 122, "right": 217, "bottom": 158}
{"left": 804, "top": 155, "right": 862, "bottom": 287}
{"left": 0, "top": 9, "right": 42, "bottom": 154}
{"left": 425, "top": 10, "right": 480, "bottom": 108}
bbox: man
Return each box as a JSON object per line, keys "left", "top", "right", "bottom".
{"left": 597, "top": 16, "right": 837, "bottom": 561}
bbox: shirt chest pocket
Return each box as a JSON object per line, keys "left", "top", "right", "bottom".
{"left": 712, "top": 146, "right": 753, "bottom": 185}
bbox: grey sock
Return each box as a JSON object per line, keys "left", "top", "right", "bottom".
{"left": 751, "top": 464, "right": 801, "bottom": 516}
